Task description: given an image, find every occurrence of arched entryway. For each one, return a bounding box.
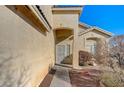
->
[85,37,100,55]
[54,28,74,67]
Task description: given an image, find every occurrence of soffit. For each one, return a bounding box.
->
[52,7,83,15]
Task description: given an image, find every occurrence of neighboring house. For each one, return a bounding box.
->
[78,23,112,54]
[0,5,112,87]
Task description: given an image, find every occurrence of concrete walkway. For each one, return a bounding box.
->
[50,65,72,87]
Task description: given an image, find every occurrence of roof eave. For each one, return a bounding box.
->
[78,22,91,29]
[79,27,113,37]
[92,27,113,37]
[52,7,83,15]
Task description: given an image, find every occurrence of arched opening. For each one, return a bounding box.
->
[85,37,100,55]
[54,28,73,67]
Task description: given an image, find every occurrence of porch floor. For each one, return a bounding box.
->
[50,65,72,87]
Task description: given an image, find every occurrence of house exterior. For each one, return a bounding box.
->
[78,23,112,54]
[0,5,112,87]
[56,22,112,66]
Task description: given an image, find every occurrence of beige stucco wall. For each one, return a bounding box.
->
[79,27,85,33]
[53,14,79,29]
[79,25,88,33]
[0,6,55,87]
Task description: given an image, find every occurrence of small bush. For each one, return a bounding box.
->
[79,51,93,66]
[61,54,72,65]
[100,69,124,87]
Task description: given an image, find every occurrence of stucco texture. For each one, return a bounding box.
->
[0,6,55,87]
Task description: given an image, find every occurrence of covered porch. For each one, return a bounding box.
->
[52,6,83,69]
[54,28,73,68]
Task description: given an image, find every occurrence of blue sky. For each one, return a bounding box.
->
[80,5,124,35]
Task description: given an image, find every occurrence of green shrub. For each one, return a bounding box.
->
[61,54,72,65]
[101,71,124,87]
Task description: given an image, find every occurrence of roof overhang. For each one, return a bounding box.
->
[92,27,113,37]
[52,6,83,15]
[79,26,113,37]
[6,5,51,32]
[79,22,91,29]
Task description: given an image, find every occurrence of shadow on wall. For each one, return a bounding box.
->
[0,53,31,87]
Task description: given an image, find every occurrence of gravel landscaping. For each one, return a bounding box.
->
[69,68,104,87]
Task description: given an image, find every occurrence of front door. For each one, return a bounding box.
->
[56,44,70,64]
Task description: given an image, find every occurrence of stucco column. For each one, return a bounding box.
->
[73,28,79,69]
[84,37,86,49]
